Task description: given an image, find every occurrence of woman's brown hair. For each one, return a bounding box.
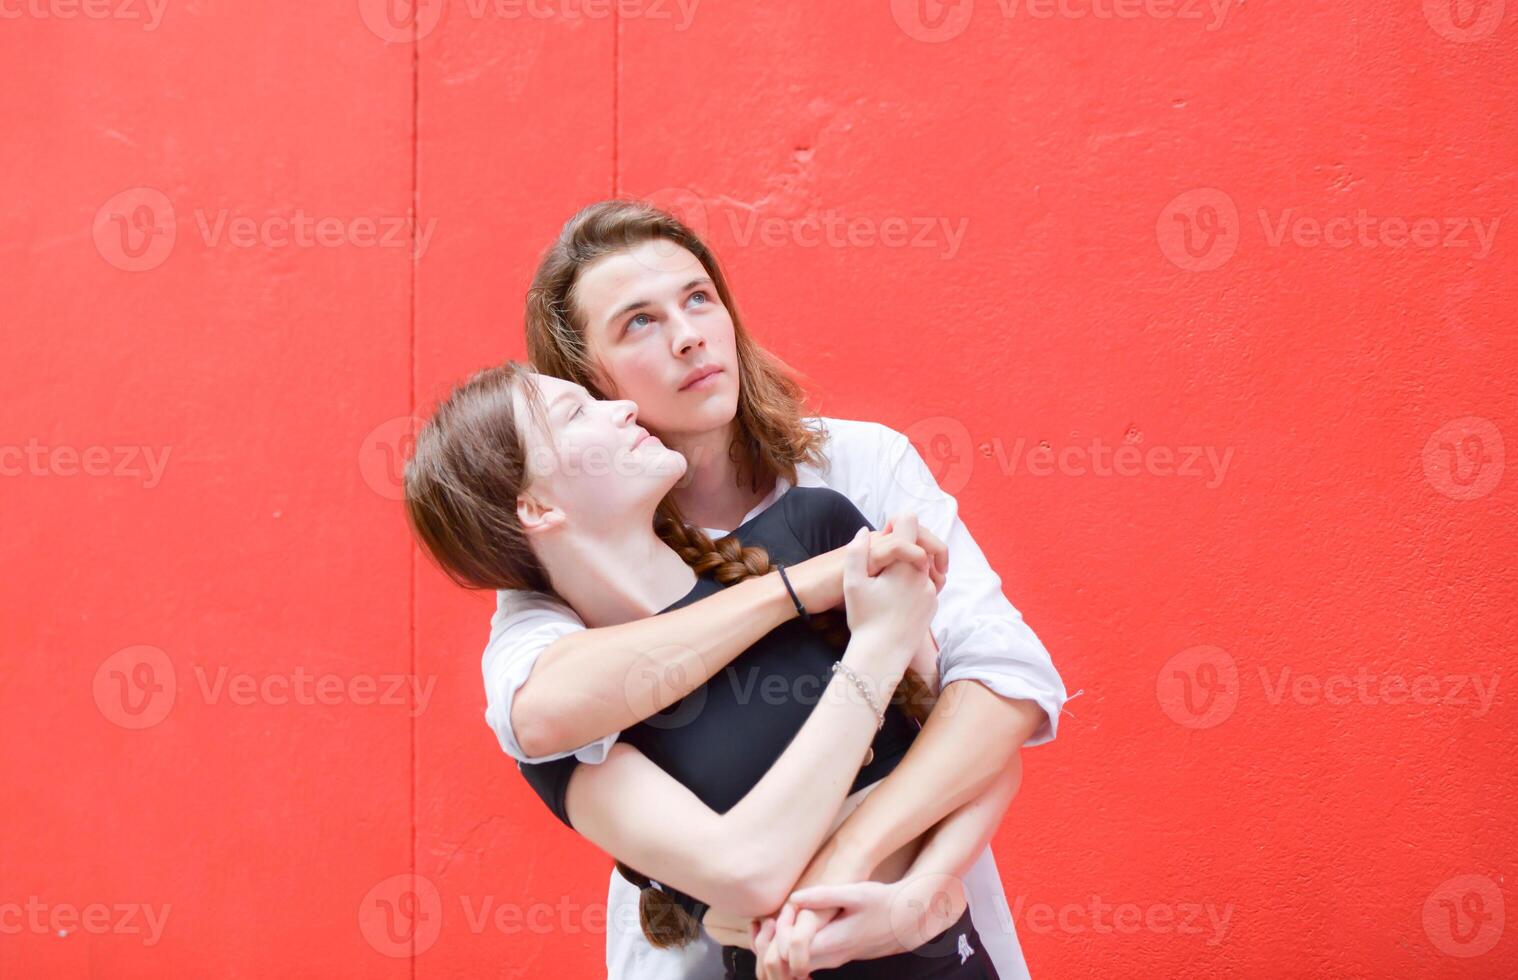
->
[403,360,937,949]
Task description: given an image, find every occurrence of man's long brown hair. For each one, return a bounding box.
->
[525,198,828,506]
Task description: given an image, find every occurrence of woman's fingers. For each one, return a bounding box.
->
[753,917,775,972]
[842,526,869,583]
[867,533,927,577]
[882,511,948,578]
[766,903,798,980]
[786,908,830,978]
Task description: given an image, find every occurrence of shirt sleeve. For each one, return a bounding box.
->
[515,756,579,828]
[483,589,623,765]
[867,423,1069,745]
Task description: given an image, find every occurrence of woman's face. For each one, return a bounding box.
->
[512,371,686,530]
[573,239,741,442]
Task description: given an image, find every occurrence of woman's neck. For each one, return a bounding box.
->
[536,519,698,629]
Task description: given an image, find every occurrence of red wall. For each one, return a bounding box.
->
[3,2,1514,977]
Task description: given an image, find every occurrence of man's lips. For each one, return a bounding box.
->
[679,367,722,391]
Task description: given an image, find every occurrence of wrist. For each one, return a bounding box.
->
[802,834,877,887]
[788,551,844,612]
[843,628,910,681]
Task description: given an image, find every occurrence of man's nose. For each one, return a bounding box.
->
[668,311,704,355]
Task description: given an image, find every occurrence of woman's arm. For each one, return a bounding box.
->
[512,530,944,759]
[562,619,914,918]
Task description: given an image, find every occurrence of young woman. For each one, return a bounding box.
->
[407,362,1014,978]
[476,201,1068,978]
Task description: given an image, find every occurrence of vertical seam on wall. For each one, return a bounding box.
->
[613,7,620,196]
[408,18,420,978]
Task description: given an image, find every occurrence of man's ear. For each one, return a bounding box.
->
[517,492,566,536]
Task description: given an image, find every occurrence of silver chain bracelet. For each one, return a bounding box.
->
[831,661,885,730]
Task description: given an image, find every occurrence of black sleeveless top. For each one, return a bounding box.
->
[516,486,923,920]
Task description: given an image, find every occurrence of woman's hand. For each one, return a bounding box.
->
[788,512,947,613]
[842,515,938,664]
[878,511,947,594]
[766,903,836,979]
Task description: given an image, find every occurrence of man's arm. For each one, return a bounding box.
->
[782,679,1043,888]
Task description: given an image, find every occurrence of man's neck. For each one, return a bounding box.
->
[663,422,774,533]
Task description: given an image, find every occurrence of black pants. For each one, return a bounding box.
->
[721,909,1001,979]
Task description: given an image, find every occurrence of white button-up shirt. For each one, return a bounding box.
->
[482,415,1068,978]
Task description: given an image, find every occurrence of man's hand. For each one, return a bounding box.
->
[748,831,877,978]
[788,871,968,972]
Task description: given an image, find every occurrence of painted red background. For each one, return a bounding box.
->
[2,1,1514,977]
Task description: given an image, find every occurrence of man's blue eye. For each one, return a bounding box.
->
[689,291,708,305]
[627,313,651,333]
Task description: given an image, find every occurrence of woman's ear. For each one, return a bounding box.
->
[516,492,566,536]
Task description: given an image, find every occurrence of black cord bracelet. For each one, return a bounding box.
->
[774,563,811,623]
